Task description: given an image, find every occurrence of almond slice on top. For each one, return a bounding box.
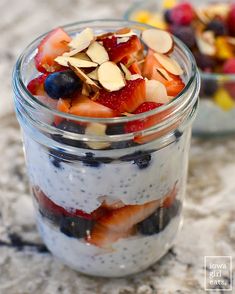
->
[195,31,216,56]
[68,63,100,92]
[87,68,99,81]
[154,52,183,76]
[145,79,170,104]
[86,41,109,64]
[55,56,97,68]
[98,61,126,91]
[142,29,174,54]
[120,63,132,80]
[68,28,94,52]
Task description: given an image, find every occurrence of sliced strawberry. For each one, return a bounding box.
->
[54,98,72,125]
[96,79,146,113]
[88,200,160,247]
[35,28,71,73]
[162,185,177,208]
[102,35,142,63]
[33,187,93,220]
[27,74,48,95]
[69,95,117,118]
[142,50,185,97]
[129,61,142,75]
[125,102,163,133]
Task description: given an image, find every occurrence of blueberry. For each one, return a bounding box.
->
[171,26,196,49]
[49,148,80,168]
[45,70,82,99]
[81,152,113,167]
[60,216,94,238]
[206,19,227,36]
[200,79,218,97]
[193,51,216,71]
[137,200,181,235]
[174,129,183,141]
[134,154,151,169]
[52,120,85,148]
[164,9,173,24]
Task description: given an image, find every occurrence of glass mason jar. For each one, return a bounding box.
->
[13,20,200,277]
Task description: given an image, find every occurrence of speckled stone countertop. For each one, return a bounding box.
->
[1,0,235,293]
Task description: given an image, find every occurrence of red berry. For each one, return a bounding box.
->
[27,74,49,95]
[102,35,142,63]
[227,4,235,36]
[222,58,235,74]
[134,102,162,114]
[125,102,162,133]
[171,2,195,25]
[96,79,146,113]
[35,28,71,73]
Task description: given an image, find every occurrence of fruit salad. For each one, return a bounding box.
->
[128,0,235,134]
[13,21,198,277]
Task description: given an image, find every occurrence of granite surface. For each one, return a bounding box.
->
[0,0,235,293]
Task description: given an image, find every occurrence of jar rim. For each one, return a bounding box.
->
[13,19,198,125]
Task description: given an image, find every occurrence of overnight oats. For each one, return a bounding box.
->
[126,0,235,135]
[13,20,199,277]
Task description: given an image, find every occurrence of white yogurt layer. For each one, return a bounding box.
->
[36,212,181,277]
[23,130,190,213]
[193,100,235,134]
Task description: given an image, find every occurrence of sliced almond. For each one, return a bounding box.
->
[196,31,216,56]
[55,56,97,68]
[87,68,99,81]
[86,41,109,65]
[154,52,183,76]
[205,3,230,19]
[156,67,173,81]
[65,52,91,61]
[195,8,210,24]
[145,79,169,104]
[68,28,94,52]
[129,74,143,80]
[120,63,132,80]
[68,63,100,92]
[98,61,126,91]
[82,83,91,96]
[117,37,130,44]
[142,29,173,54]
[85,123,110,149]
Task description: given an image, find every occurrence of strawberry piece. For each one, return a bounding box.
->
[171,2,195,26]
[27,74,48,95]
[143,50,185,96]
[162,185,177,208]
[227,4,235,36]
[129,61,142,75]
[54,98,72,125]
[102,35,142,63]
[222,58,235,74]
[97,79,146,113]
[88,199,160,247]
[35,28,71,73]
[69,95,117,118]
[33,187,93,220]
[125,102,162,133]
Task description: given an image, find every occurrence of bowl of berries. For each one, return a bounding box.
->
[125,0,235,136]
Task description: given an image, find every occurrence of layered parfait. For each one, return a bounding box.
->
[20,23,193,277]
[129,0,235,134]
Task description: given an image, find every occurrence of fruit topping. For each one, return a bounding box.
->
[97,61,126,91]
[35,28,71,73]
[44,70,82,99]
[69,95,116,118]
[222,58,235,74]
[227,4,235,36]
[206,19,227,36]
[102,35,142,63]
[171,26,196,49]
[170,2,195,26]
[97,79,146,113]
[142,29,173,54]
[66,28,94,56]
[27,74,48,96]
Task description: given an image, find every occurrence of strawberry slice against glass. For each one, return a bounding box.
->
[35,28,71,73]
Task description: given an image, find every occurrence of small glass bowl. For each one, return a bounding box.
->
[125,0,235,136]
